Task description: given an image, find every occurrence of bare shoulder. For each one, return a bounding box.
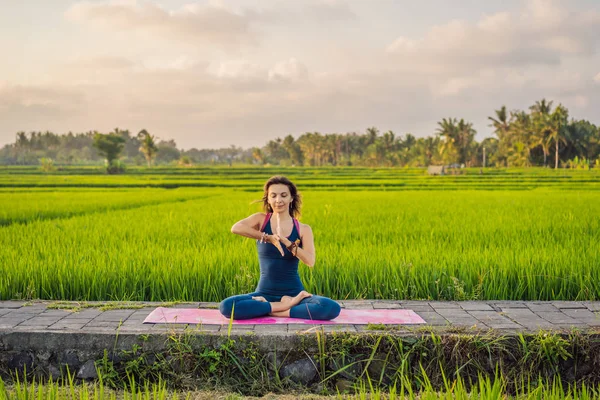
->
[299,223,313,236]
[251,212,267,223]
[240,212,267,229]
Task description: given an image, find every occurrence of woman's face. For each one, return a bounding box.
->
[267,183,293,213]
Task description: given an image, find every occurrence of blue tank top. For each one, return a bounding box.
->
[255,214,304,296]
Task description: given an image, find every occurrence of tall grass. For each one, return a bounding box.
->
[1,188,598,301]
[0,188,211,226]
[3,373,600,399]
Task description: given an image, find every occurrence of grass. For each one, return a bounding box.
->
[1,185,598,301]
[3,370,600,399]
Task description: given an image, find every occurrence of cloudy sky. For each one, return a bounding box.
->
[1,0,599,149]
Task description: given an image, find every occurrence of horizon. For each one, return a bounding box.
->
[1,0,599,149]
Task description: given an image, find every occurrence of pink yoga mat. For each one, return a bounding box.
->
[143,307,426,325]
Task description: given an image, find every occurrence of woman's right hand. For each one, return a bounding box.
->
[267,234,285,256]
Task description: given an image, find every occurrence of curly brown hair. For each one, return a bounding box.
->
[261,176,302,218]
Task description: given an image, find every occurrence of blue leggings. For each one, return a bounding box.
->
[219,292,341,321]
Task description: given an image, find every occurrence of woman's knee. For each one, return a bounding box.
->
[219,298,234,318]
[324,300,341,320]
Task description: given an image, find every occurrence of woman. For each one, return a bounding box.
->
[219,176,341,321]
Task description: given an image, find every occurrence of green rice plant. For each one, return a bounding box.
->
[1,187,599,301]
[0,188,212,226]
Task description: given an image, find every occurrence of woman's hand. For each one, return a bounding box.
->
[267,234,285,256]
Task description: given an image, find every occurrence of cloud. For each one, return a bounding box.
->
[386,0,600,71]
[0,84,84,110]
[268,58,309,83]
[385,0,600,98]
[68,56,134,70]
[306,0,357,21]
[65,0,261,48]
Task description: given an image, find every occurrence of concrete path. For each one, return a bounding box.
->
[1,300,600,335]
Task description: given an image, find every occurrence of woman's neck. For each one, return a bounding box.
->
[272,210,292,220]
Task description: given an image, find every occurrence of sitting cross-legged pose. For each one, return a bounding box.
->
[219,176,341,321]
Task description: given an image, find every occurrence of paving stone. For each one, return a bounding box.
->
[127,310,153,319]
[48,322,87,330]
[288,324,315,333]
[172,302,200,308]
[18,317,65,327]
[254,325,289,333]
[0,309,13,317]
[561,309,600,326]
[400,301,433,310]
[400,301,430,307]
[16,305,47,314]
[341,301,374,309]
[467,311,520,329]
[0,322,20,329]
[354,325,373,332]
[501,309,555,329]
[460,302,494,311]
[0,301,26,308]
[527,303,559,312]
[435,308,472,317]
[416,312,448,325]
[84,321,123,329]
[226,325,256,331]
[494,301,527,309]
[65,309,103,319]
[552,302,586,309]
[93,310,135,321]
[192,324,221,332]
[403,305,434,312]
[536,312,585,325]
[40,310,72,317]
[443,317,483,327]
[14,326,52,331]
[321,325,357,333]
[429,302,460,309]
[373,302,403,309]
[583,302,600,312]
[197,302,219,309]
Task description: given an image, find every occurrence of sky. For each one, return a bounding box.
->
[1,0,599,150]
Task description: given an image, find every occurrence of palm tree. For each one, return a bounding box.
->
[528,100,554,167]
[365,127,379,146]
[456,119,476,166]
[488,106,511,166]
[508,111,534,167]
[137,129,159,167]
[251,147,265,164]
[530,99,554,115]
[436,118,459,164]
[549,105,569,169]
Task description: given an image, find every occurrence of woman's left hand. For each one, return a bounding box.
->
[267,234,285,256]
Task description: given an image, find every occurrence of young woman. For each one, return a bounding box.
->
[219,176,341,321]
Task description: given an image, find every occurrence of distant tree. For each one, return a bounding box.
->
[436,118,459,164]
[137,129,159,167]
[282,135,303,166]
[252,147,265,165]
[92,132,126,173]
[549,105,569,169]
[156,139,181,164]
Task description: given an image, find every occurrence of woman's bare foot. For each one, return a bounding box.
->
[269,292,311,317]
[291,290,312,306]
[252,296,267,302]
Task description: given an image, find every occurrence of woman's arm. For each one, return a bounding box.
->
[232,212,286,256]
[231,213,265,240]
[281,224,315,268]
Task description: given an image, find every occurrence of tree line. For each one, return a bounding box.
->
[1,99,599,170]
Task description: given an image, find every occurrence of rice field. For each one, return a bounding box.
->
[1,167,599,302]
